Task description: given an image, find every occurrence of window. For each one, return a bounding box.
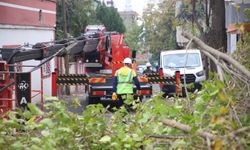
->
[163,53,201,68]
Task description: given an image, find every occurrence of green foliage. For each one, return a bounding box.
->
[234,32,250,71]
[124,23,143,51]
[56,1,126,39]
[0,80,250,149]
[244,8,250,19]
[56,0,98,38]
[96,3,126,33]
[142,1,177,61]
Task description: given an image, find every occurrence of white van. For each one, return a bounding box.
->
[160,49,206,95]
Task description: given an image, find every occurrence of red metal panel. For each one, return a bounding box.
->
[159,68,164,89]
[138,90,151,95]
[51,70,57,97]
[0,63,13,115]
[92,91,105,96]
[175,71,181,96]
[111,34,131,76]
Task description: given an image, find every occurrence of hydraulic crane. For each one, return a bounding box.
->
[0,25,180,115]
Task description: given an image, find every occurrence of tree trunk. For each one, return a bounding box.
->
[62,0,70,95]
[203,0,227,72]
[204,0,227,51]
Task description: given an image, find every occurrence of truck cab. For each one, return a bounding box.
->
[160,49,206,95]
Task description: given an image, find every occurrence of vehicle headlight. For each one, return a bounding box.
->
[196,71,205,77]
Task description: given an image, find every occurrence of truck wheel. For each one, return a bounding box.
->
[88,97,101,105]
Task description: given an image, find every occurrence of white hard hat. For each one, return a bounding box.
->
[123,57,132,64]
[146,62,151,67]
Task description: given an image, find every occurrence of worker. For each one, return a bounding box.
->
[112,57,141,107]
[143,62,155,74]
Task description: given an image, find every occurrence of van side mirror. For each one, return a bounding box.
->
[132,50,136,59]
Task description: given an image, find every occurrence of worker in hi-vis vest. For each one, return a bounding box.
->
[112,57,141,106]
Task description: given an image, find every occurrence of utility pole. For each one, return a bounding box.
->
[62,0,70,95]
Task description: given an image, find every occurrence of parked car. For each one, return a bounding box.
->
[160,49,206,96]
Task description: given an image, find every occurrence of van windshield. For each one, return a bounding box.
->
[163,53,201,68]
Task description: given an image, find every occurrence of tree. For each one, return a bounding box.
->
[56,0,98,39]
[124,23,143,51]
[96,3,126,33]
[178,0,227,51]
[56,1,125,37]
[142,1,177,62]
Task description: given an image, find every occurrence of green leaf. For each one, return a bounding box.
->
[45,96,59,101]
[191,126,198,134]
[28,103,44,115]
[11,141,24,149]
[58,127,71,133]
[40,118,54,128]
[71,97,81,108]
[26,116,36,125]
[23,110,32,119]
[41,130,50,137]
[209,89,219,97]
[99,135,111,143]
[31,137,41,143]
[0,138,4,144]
[124,144,131,148]
[132,134,142,141]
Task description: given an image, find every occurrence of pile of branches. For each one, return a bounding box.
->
[182,32,250,106]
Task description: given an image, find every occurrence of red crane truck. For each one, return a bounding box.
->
[0,25,153,114]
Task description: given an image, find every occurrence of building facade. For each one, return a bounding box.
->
[225,0,250,53]
[0,0,57,103]
[119,11,138,30]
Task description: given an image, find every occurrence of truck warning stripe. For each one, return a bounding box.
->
[147,76,175,84]
[56,78,88,81]
[58,74,87,77]
[56,82,88,85]
[89,78,106,83]
[144,73,160,76]
[138,77,148,82]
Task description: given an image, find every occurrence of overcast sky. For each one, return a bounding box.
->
[109,0,151,15]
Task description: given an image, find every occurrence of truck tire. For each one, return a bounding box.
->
[87,97,101,105]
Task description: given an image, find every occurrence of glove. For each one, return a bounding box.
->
[112,92,118,100]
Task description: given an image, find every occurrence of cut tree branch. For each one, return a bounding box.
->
[182,32,250,79]
[202,51,224,81]
[162,119,216,140]
[226,126,250,138]
[148,134,188,139]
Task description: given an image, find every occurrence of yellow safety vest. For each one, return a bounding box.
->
[116,67,134,94]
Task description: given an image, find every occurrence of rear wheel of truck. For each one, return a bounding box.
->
[87,96,101,105]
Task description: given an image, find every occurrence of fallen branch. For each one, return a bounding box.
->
[162,119,216,140]
[226,126,250,138]
[202,51,224,81]
[148,134,188,139]
[220,61,249,86]
[182,32,250,80]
